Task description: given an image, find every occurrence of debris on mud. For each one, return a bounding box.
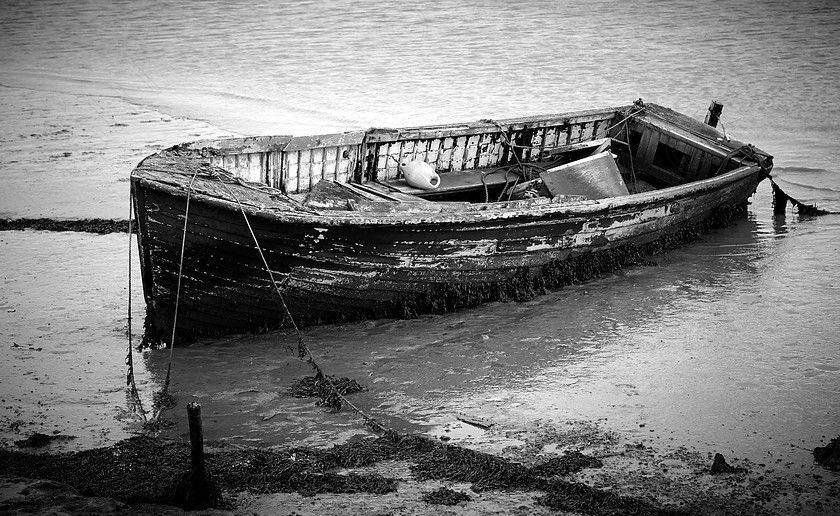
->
[14,433,71,448]
[530,450,604,476]
[709,453,746,475]
[536,481,687,515]
[813,435,840,471]
[288,373,367,410]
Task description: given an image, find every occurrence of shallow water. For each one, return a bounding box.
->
[1,0,840,513]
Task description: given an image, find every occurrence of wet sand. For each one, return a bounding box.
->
[0,85,235,220]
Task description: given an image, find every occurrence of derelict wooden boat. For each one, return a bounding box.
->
[131,100,773,342]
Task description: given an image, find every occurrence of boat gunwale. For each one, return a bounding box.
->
[132,162,763,227]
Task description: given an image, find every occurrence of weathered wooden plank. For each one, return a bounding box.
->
[593,118,612,139]
[489,133,505,167]
[439,137,454,171]
[476,133,492,168]
[222,155,234,174]
[686,148,704,182]
[426,139,441,169]
[180,135,292,155]
[639,128,661,171]
[557,125,572,146]
[648,165,686,187]
[336,146,354,183]
[321,146,337,181]
[401,140,417,165]
[285,131,365,152]
[269,151,283,188]
[463,134,479,170]
[298,150,311,193]
[362,109,621,143]
[450,136,466,171]
[543,127,559,157]
[251,153,264,183]
[416,140,430,165]
[374,142,391,181]
[580,121,596,142]
[387,142,401,180]
[568,123,583,144]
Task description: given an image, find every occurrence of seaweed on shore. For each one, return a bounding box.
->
[422,486,471,505]
[0,217,132,234]
[0,433,688,514]
[288,373,367,410]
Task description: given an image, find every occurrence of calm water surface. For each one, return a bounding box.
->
[1,0,839,512]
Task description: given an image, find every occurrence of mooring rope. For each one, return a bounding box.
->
[604,101,646,135]
[125,194,147,422]
[215,176,390,434]
[147,169,201,421]
[623,120,638,191]
[716,144,837,216]
[769,179,838,215]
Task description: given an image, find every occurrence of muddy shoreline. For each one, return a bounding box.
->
[3,416,838,516]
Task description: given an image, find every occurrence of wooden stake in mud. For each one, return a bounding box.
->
[171,402,221,509]
[187,402,205,479]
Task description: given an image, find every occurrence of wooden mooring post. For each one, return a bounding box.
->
[171,402,221,509]
[187,402,206,480]
[705,100,724,128]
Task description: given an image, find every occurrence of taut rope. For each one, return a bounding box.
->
[126,194,147,422]
[215,176,390,434]
[150,169,200,421]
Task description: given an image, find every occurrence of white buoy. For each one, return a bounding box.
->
[399,160,440,190]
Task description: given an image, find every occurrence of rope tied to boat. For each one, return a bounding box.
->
[719,144,837,216]
[215,176,390,434]
[126,169,199,424]
[125,193,146,423]
[770,180,837,215]
[604,99,646,134]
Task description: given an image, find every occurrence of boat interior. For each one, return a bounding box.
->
[176,102,767,212]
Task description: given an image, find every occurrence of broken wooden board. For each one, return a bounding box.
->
[541,151,629,200]
[456,413,494,429]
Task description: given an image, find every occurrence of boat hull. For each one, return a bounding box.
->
[132,163,764,342]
